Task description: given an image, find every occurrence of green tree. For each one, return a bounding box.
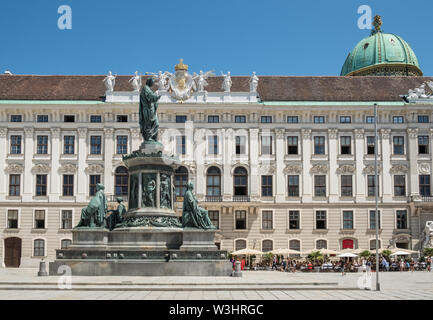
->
[360,250,371,259]
[381,249,392,260]
[308,250,324,263]
[424,248,433,257]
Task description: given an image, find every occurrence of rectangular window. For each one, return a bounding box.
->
[90,136,102,154]
[314,136,325,154]
[419,175,431,196]
[369,210,381,229]
[64,115,75,122]
[287,116,299,123]
[208,115,219,123]
[393,136,405,155]
[235,210,247,230]
[175,115,187,123]
[90,115,102,123]
[418,135,429,154]
[10,115,22,122]
[116,115,128,122]
[367,136,375,155]
[37,115,48,122]
[116,135,128,154]
[63,136,75,154]
[339,116,351,123]
[341,175,353,197]
[63,175,74,196]
[37,135,48,154]
[288,175,299,197]
[208,135,218,155]
[35,174,47,196]
[366,116,375,123]
[176,136,186,155]
[316,211,327,229]
[235,136,246,155]
[288,210,300,229]
[340,136,351,154]
[343,211,354,229]
[287,136,298,154]
[396,210,408,229]
[262,210,273,230]
[394,175,406,196]
[235,115,246,123]
[61,210,73,229]
[10,135,22,154]
[89,175,101,196]
[367,175,379,197]
[261,116,272,123]
[34,210,45,229]
[208,211,219,229]
[261,136,272,154]
[418,115,429,123]
[9,174,20,196]
[313,116,325,123]
[393,116,404,124]
[314,175,326,197]
[7,210,18,229]
[261,175,273,197]
[34,240,45,257]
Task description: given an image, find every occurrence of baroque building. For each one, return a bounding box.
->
[1,18,433,267]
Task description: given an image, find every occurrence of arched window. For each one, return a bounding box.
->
[233,167,248,196]
[289,239,301,252]
[262,240,273,252]
[235,239,247,251]
[369,239,381,250]
[206,167,221,196]
[114,166,128,196]
[61,239,72,249]
[316,239,327,250]
[34,239,45,257]
[174,166,188,198]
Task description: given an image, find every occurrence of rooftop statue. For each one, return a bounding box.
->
[139,78,161,142]
[103,71,116,92]
[193,70,214,92]
[249,72,259,93]
[129,71,142,92]
[182,182,216,230]
[221,71,232,92]
[76,183,108,228]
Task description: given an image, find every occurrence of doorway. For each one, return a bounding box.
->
[4,237,21,267]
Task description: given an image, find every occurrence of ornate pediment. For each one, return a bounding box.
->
[31,163,51,174]
[390,164,409,174]
[419,163,431,175]
[85,164,104,174]
[310,164,328,174]
[283,164,302,174]
[5,163,24,174]
[59,163,77,174]
[363,164,382,175]
[336,164,355,174]
[259,165,276,175]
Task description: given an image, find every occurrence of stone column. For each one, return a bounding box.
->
[77,128,87,202]
[381,129,392,202]
[0,128,7,200]
[194,129,206,200]
[104,128,114,196]
[185,121,194,162]
[328,129,338,202]
[22,127,34,202]
[407,128,420,199]
[301,129,312,202]
[275,129,286,202]
[50,128,61,202]
[249,128,259,200]
[130,128,141,151]
[354,129,365,202]
[223,129,233,201]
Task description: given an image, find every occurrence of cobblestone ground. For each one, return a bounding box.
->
[0,268,432,300]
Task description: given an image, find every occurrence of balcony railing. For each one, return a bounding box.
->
[233,195,250,202]
[422,196,433,202]
[205,195,222,202]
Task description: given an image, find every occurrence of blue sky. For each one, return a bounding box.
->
[0,0,431,76]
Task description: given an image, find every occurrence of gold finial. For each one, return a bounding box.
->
[175,58,188,71]
[373,15,382,33]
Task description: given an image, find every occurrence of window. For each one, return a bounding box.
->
[234,167,248,196]
[89,174,101,196]
[393,116,404,124]
[37,115,48,122]
[370,239,381,250]
[313,116,325,123]
[64,115,75,122]
[261,175,273,197]
[287,136,298,154]
[369,210,381,229]
[394,175,406,196]
[175,115,187,123]
[340,136,351,154]
[208,115,219,123]
[10,115,22,122]
[9,174,20,196]
[261,116,272,123]
[418,136,429,154]
[235,115,246,123]
[235,210,247,229]
[235,136,246,155]
[36,135,48,154]
[289,239,301,252]
[288,175,299,197]
[61,239,72,249]
[341,175,353,197]
[314,136,325,154]
[396,210,408,229]
[34,210,45,229]
[206,167,221,196]
[367,175,379,197]
[116,115,128,122]
[343,211,354,229]
[114,166,128,196]
[262,239,273,252]
[174,166,188,197]
[367,136,375,155]
[393,136,404,155]
[7,210,18,229]
[208,211,219,229]
[316,239,327,249]
[61,210,73,229]
[33,239,45,257]
[208,135,218,155]
[262,211,273,230]
[10,135,22,154]
[289,210,300,229]
[418,115,429,123]
[340,116,351,123]
[63,175,74,196]
[116,135,128,154]
[316,211,327,229]
[90,136,102,154]
[261,136,272,154]
[63,136,75,154]
[36,175,47,196]
[314,175,326,197]
[419,175,431,196]
[176,136,186,155]
[287,116,299,123]
[90,115,102,123]
[366,116,375,123]
[235,239,247,251]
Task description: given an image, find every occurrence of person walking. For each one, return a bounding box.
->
[427,257,432,272]
[340,259,345,276]
[410,259,415,272]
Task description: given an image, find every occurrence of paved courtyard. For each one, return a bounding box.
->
[0,268,432,300]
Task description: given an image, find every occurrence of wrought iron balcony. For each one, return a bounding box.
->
[233,195,250,202]
[205,195,222,202]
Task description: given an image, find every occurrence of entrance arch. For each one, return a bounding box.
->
[4,237,22,267]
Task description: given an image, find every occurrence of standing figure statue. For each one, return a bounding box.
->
[160,174,172,209]
[103,71,116,92]
[249,72,259,93]
[193,70,214,92]
[156,71,169,90]
[142,179,156,207]
[106,197,126,231]
[76,183,108,228]
[129,71,142,92]
[139,78,161,142]
[182,182,216,229]
[221,71,232,92]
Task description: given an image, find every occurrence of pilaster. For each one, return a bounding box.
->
[381,129,392,202]
[249,128,259,199]
[22,127,34,201]
[354,129,365,202]
[275,129,286,201]
[104,128,114,196]
[328,129,338,202]
[301,129,312,202]
[0,128,7,200]
[77,128,87,202]
[407,128,419,198]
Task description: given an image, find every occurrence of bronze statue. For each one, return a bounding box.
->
[182,182,215,229]
[139,78,161,142]
[106,197,126,231]
[76,183,108,228]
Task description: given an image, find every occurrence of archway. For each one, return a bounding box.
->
[4,237,21,267]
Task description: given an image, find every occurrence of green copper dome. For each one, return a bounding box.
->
[341,17,422,76]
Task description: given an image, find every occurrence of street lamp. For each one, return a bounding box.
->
[374,103,381,291]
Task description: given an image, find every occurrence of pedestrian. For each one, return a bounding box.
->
[428,257,432,272]
[366,259,371,275]
[410,259,415,272]
[340,259,345,276]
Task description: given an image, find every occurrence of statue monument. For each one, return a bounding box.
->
[182,182,215,229]
[76,183,107,228]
